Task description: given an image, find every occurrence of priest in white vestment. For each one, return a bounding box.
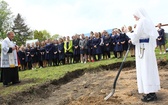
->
[128,8,160,102]
[1,31,20,87]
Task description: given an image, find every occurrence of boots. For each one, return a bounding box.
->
[141,93,157,102]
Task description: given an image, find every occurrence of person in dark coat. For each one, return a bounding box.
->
[87,31,94,62]
[120,26,129,57]
[35,41,42,68]
[101,30,109,59]
[49,40,55,66]
[25,43,32,70]
[103,33,111,59]
[77,35,81,62]
[92,32,101,61]
[73,35,80,63]
[115,29,123,58]
[30,43,37,70]
[87,35,94,62]
[40,41,46,68]
[53,40,59,66]
[18,45,26,70]
[157,23,166,54]
[111,29,117,58]
[45,39,53,66]
[99,32,104,60]
[58,38,65,65]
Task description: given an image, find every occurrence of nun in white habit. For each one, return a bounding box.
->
[129,8,160,102]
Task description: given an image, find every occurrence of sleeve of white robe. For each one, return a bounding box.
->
[2,38,10,55]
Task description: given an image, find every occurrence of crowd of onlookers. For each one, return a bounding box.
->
[16,23,166,70]
[16,26,133,70]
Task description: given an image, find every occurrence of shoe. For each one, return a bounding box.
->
[141,93,157,102]
[159,52,162,54]
[84,61,86,64]
[163,52,166,54]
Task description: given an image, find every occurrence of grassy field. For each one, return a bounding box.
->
[0,46,167,97]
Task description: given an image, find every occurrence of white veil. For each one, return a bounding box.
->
[133,8,159,49]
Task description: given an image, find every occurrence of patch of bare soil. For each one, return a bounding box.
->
[1,61,168,105]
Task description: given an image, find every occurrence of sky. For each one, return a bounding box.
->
[5,0,168,36]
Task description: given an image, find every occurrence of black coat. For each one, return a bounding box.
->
[58,43,65,60]
[53,44,59,59]
[18,50,25,65]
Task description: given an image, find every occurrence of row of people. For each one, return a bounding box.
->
[17,26,135,70]
[17,23,166,71]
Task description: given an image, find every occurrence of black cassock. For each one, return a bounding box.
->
[0,68,2,82]
[1,48,20,86]
[1,67,19,85]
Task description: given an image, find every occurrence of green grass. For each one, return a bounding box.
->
[0,58,121,96]
[0,45,167,97]
[155,47,168,60]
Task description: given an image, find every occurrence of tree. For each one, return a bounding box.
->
[42,30,51,39]
[0,0,13,39]
[51,34,60,40]
[34,30,51,42]
[12,13,33,46]
[34,30,44,42]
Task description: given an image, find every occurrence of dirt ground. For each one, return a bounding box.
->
[17,62,168,105]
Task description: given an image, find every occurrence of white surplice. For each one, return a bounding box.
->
[1,37,18,68]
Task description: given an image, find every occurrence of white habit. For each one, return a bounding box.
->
[129,8,160,94]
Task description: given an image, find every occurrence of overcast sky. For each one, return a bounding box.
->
[5,0,168,36]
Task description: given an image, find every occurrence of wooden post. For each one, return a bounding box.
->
[155,24,168,27]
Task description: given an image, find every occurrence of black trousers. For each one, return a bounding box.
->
[2,67,19,85]
[47,60,52,66]
[103,51,111,58]
[26,61,32,70]
[73,54,80,63]
[113,51,117,58]
[0,69,3,82]
[39,60,43,67]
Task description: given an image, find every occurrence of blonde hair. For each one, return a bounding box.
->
[128,26,133,32]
